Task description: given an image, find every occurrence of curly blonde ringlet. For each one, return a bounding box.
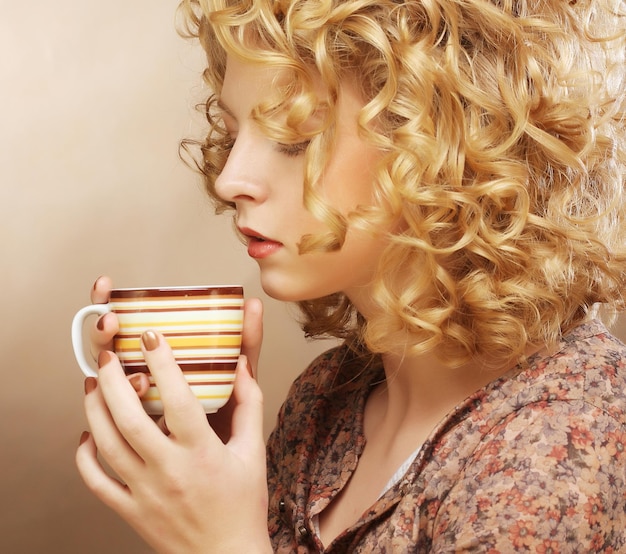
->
[178,0,626,368]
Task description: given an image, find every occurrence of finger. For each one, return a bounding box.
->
[89,276,118,356]
[76,431,135,517]
[89,311,119,358]
[228,356,265,457]
[94,352,168,462]
[90,275,113,304]
[140,331,210,443]
[241,298,263,379]
[83,375,144,480]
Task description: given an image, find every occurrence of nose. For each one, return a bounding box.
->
[214,135,269,205]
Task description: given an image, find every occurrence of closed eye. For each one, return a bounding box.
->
[275,141,311,157]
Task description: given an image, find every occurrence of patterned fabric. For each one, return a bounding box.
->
[266,320,626,552]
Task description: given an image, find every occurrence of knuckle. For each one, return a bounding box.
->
[116,413,146,441]
[115,406,152,442]
[83,472,108,497]
[163,389,193,414]
[94,437,120,464]
[250,382,264,406]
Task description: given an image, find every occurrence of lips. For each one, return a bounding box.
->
[238,227,283,259]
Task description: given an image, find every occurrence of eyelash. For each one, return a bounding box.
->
[275,141,311,157]
[221,131,310,158]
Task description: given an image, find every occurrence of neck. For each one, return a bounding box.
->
[348,293,534,442]
[385,351,493,416]
[363,349,522,449]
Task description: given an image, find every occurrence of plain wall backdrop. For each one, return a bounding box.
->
[1,2,624,553]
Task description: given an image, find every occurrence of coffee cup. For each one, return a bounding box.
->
[71,285,244,414]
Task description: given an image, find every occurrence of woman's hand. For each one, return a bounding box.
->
[76,277,271,553]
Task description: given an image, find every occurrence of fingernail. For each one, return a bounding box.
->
[246,358,254,377]
[79,431,90,445]
[93,276,104,291]
[141,331,159,351]
[240,355,253,377]
[84,377,97,394]
[128,373,143,391]
[96,315,105,331]
[156,416,170,436]
[98,350,112,368]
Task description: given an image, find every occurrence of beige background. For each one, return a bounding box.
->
[1,2,624,553]
[0,2,333,552]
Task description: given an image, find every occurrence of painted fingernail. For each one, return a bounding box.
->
[79,431,90,445]
[84,377,97,394]
[141,331,159,351]
[96,315,105,331]
[98,350,112,368]
[93,276,104,291]
[128,373,143,391]
[156,416,170,436]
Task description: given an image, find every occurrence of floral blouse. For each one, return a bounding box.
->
[266,320,626,552]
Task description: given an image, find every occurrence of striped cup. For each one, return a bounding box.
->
[71,285,244,414]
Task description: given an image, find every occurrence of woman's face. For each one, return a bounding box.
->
[214,55,389,309]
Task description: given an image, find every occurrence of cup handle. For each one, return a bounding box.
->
[71,304,111,378]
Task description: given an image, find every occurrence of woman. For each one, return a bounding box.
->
[77,0,626,551]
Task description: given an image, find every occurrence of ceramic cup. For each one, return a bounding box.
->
[71,285,244,414]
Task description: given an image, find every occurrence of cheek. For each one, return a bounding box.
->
[322,144,380,212]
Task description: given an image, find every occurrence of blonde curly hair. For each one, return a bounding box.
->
[178,0,626,367]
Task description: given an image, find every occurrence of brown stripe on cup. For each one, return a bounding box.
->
[110,286,243,299]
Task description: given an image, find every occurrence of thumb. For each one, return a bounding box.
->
[242,298,263,379]
[228,355,265,455]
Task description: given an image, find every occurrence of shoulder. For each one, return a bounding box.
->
[429,321,626,550]
[457,320,626,437]
[520,320,626,425]
[433,397,626,550]
[463,320,626,486]
[574,321,626,425]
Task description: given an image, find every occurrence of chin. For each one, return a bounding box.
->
[259,277,325,304]
[261,284,303,303]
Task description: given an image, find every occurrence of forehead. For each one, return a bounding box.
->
[221,55,290,100]
[220,53,333,106]
[219,52,367,138]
